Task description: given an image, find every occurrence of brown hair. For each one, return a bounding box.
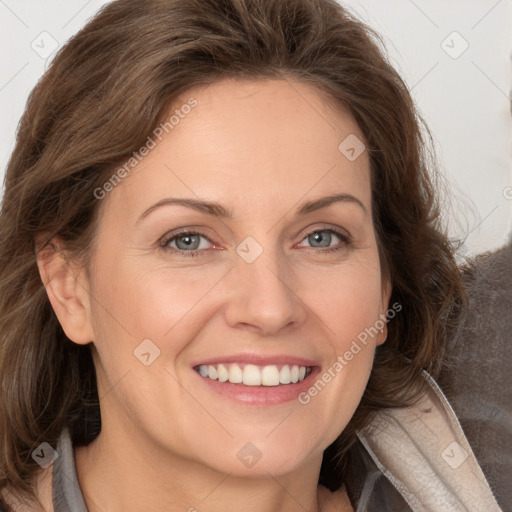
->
[0,0,465,507]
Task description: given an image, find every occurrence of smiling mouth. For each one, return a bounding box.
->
[193,363,313,386]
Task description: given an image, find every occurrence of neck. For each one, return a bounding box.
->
[74,419,331,512]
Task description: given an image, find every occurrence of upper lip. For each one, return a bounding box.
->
[192,353,319,368]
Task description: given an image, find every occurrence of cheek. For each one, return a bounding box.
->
[294,256,384,427]
[300,256,385,343]
[91,259,225,345]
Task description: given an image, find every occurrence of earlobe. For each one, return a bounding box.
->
[36,237,94,345]
[376,324,388,346]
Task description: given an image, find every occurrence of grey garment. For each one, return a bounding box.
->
[437,239,512,512]
[339,440,414,511]
[52,426,88,512]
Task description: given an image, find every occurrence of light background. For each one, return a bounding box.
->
[1,0,511,257]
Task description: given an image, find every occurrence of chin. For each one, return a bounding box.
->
[188,431,323,478]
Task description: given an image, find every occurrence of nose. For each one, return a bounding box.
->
[223,248,307,336]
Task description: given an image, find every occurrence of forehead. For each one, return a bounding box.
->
[100,78,371,223]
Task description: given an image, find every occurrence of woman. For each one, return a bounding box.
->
[0,0,503,510]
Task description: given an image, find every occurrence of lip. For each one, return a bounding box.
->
[191,355,322,406]
[191,352,320,368]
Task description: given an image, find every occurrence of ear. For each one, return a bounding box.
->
[376,277,393,346]
[36,236,94,345]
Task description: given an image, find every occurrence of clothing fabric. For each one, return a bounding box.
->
[353,371,502,511]
[47,370,502,512]
[436,241,512,510]
[52,426,88,512]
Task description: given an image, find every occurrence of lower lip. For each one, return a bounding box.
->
[192,367,321,406]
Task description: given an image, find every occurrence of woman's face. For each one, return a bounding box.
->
[73,78,391,477]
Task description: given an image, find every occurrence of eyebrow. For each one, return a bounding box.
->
[136,192,367,224]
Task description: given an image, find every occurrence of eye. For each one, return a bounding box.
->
[159,227,351,258]
[297,228,351,253]
[159,230,216,257]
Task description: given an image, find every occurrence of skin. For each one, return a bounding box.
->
[37,77,391,512]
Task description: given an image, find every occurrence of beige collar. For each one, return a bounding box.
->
[357,371,503,511]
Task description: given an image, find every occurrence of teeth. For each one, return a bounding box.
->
[228,364,243,383]
[243,364,261,386]
[196,363,310,386]
[217,364,229,382]
[208,365,217,380]
[279,365,291,384]
[261,365,280,386]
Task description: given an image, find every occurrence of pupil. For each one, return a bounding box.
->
[177,234,199,250]
[311,231,330,247]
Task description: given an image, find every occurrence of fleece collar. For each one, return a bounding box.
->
[357,370,502,511]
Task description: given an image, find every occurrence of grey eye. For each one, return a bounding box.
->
[307,231,333,248]
[173,233,203,250]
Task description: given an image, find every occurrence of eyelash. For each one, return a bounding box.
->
[159,228,352,258]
